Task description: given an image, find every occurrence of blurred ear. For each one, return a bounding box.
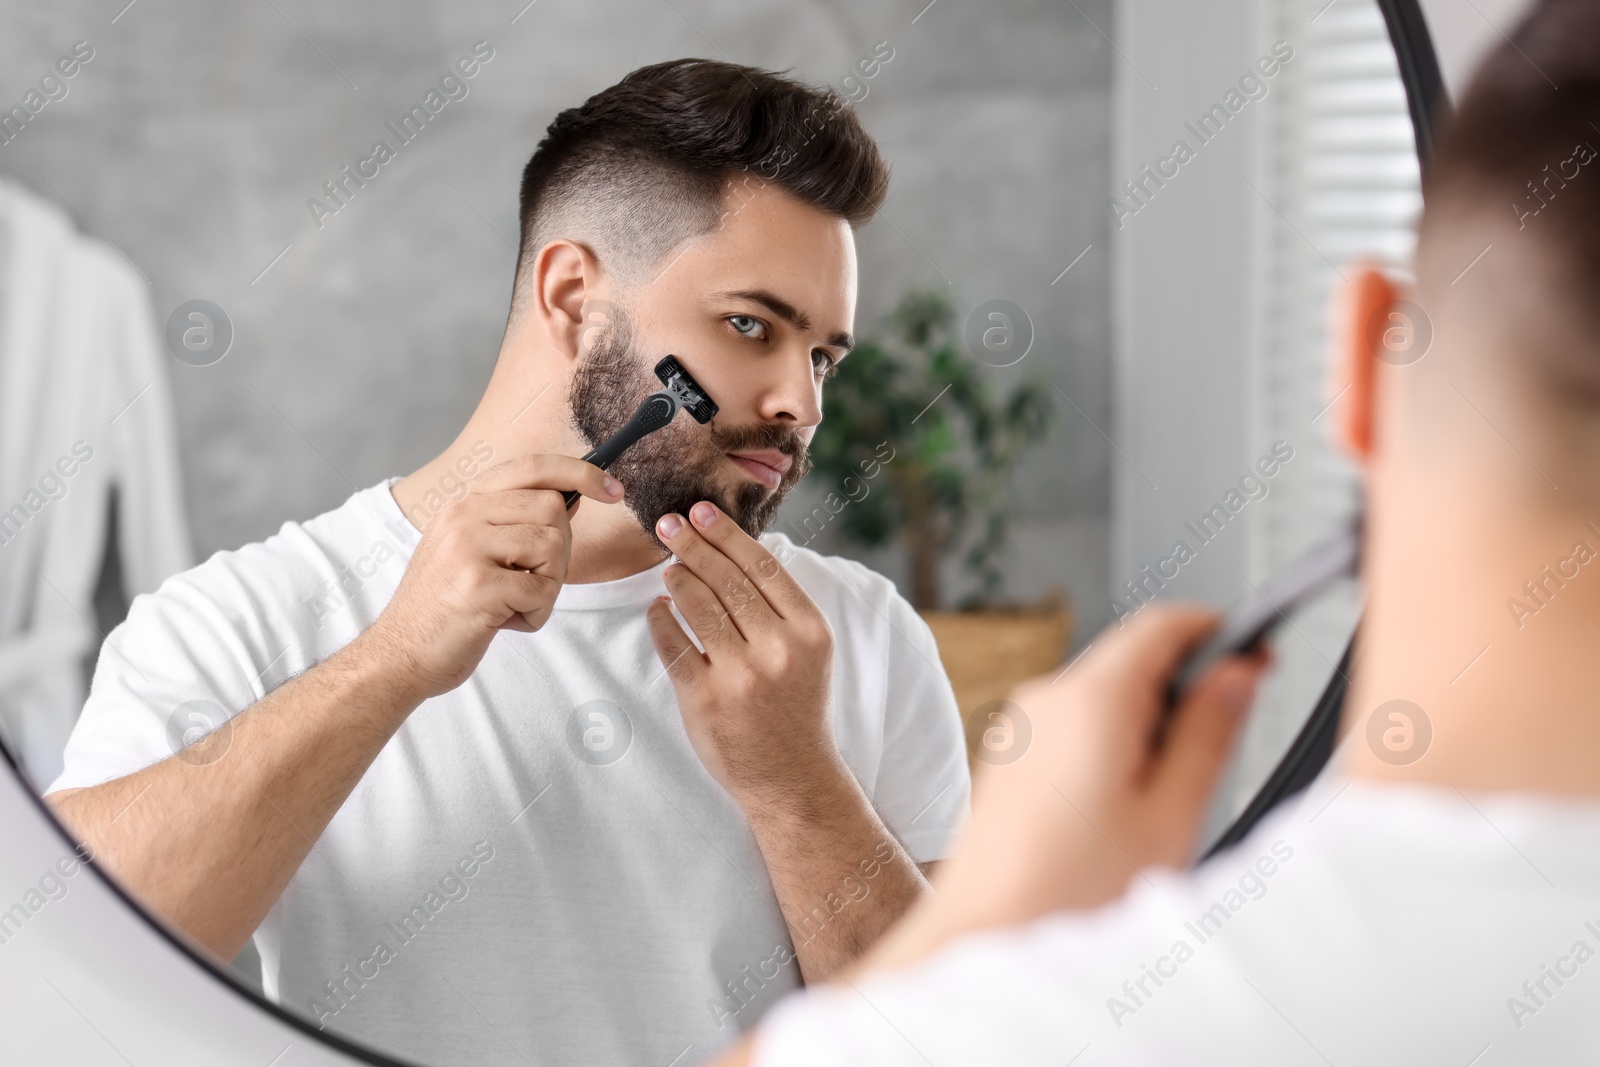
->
[1328,266,1401,466]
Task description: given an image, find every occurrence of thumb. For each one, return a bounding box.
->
[1149,657,1261,816]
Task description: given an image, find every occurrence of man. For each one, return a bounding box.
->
[718,2,1600,1062]
[43,59,969,1066]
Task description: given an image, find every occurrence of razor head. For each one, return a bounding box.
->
[654,355,719,424]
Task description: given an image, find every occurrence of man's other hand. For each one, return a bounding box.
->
[366,454,623,701]
[645,500,840,809]
[980,605,1267,909]
[864,604,1267,971]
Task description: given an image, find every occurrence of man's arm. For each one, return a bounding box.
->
[703,605,1266,1066]
[48,634,423,961]
[857,606,1264,974]
[46,455,622,961]
[645,500,934,981]
[736,759,930,982]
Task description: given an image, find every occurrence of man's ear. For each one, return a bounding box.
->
[522,237,608,364]
[1328,265,1401,466]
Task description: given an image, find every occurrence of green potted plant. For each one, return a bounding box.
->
[807,290,1068,755]
[809,288,1056,609]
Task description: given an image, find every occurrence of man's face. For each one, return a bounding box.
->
[569,181,858,548]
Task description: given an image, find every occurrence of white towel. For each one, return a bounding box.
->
[0,176,193,788]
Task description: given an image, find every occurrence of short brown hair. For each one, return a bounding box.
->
[511,58,890,311]
[1419,0,1600,396]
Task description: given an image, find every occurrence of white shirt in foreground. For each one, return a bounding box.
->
[50,478,971,1067]
[753,773,1600,1065]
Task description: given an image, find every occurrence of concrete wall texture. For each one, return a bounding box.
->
[0,0,1113,632]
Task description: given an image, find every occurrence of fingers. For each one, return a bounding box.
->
[1091,604,1221,686]
[694,502,814,620]
[469,453,625,503]
[440,563,561,632]
[475,489,578,528]
[645,595,709,685]
[646,502,777,633]
[477,524,569,580]
[1149,655,1264,822]
[1002,605,1226,776]
[662,559,745,651]
[652,502,806,617]
[501,568,563,631]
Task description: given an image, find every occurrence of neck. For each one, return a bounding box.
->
[1343,459,1600,797]
[388,331,669,584]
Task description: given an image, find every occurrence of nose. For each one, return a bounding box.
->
[753,346,824,429]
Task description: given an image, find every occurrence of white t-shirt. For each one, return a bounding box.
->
[49,478,971,1067]
[751,771,1600,1065]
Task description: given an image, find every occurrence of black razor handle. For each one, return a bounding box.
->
[562,393,677,508]
[1163,521,1360,710]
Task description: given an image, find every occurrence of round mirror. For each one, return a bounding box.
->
[1107,0,1438,850]
[0,1,1447,1063]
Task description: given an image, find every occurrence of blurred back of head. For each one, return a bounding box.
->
[1416,0,1600,453]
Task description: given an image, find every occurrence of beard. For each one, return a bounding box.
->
[568,307,812,550]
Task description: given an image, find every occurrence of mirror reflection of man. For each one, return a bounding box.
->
[45,58,970,1066]
[712,2,1600,1061]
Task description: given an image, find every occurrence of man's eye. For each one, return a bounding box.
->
[813,350,840,379]
[728,314,766,340]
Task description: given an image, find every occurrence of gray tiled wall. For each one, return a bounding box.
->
[0,0,1113,633]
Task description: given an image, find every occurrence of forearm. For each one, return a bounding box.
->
[839,822,1045,978]
[841,883,982,980]
[741,759,929,983]
[841,787,1115,979]
[46,630,422,960]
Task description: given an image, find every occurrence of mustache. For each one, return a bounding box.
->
[705,419,808,460]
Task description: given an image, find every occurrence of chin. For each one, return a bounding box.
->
[620,447,797,550]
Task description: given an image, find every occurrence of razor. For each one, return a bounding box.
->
[1164,516,1362,709]
[562,355,719,509]
[1136,516,1361,760]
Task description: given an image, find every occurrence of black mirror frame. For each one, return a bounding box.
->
[1,1,1452,1056]
[1202,0,1448,860]
[0,737,422,1066]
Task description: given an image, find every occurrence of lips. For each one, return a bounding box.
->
[726,449,793,490]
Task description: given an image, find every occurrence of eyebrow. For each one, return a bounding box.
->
[710,287,855,354]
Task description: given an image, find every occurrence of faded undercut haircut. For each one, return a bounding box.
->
[508,57,891,318]
[1418,0,1600,399]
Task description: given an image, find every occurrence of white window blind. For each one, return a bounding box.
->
[1223,0,1423,815]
